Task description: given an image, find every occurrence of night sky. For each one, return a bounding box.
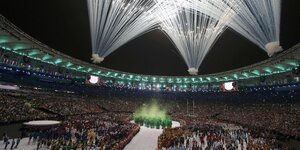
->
[0,0,299,76]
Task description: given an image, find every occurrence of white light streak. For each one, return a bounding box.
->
[87,0,159,63]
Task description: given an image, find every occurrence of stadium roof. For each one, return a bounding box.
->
[0,14,299,85]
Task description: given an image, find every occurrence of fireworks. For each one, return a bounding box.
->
[88,0,282,74]
[153,0,234,75]
[87,0,158,63]
[190,0,283,56]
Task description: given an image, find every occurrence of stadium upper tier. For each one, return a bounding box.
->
[0,14,299,85]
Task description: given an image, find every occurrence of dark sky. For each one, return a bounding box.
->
[0,0,299,76]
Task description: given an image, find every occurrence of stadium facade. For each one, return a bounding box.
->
[0,14,299,92]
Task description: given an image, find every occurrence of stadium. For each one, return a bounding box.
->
[0,0,300,149]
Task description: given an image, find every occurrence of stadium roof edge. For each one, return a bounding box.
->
[0,14,299,84]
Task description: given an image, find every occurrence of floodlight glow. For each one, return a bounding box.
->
[89,75,99,84]
[224,82,234,91]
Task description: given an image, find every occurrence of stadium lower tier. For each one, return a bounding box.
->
[0,84,299,138]
[0,64,300,149]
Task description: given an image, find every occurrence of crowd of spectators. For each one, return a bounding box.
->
[2,113,138,150]
[158,122,287,150]
[25,114,138,150]
[0,89,104,120]
[0,90,51,124]
[0,87,299,139]
[169,100,300,139]
[33,95,104,116]
[0,82,299,149]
